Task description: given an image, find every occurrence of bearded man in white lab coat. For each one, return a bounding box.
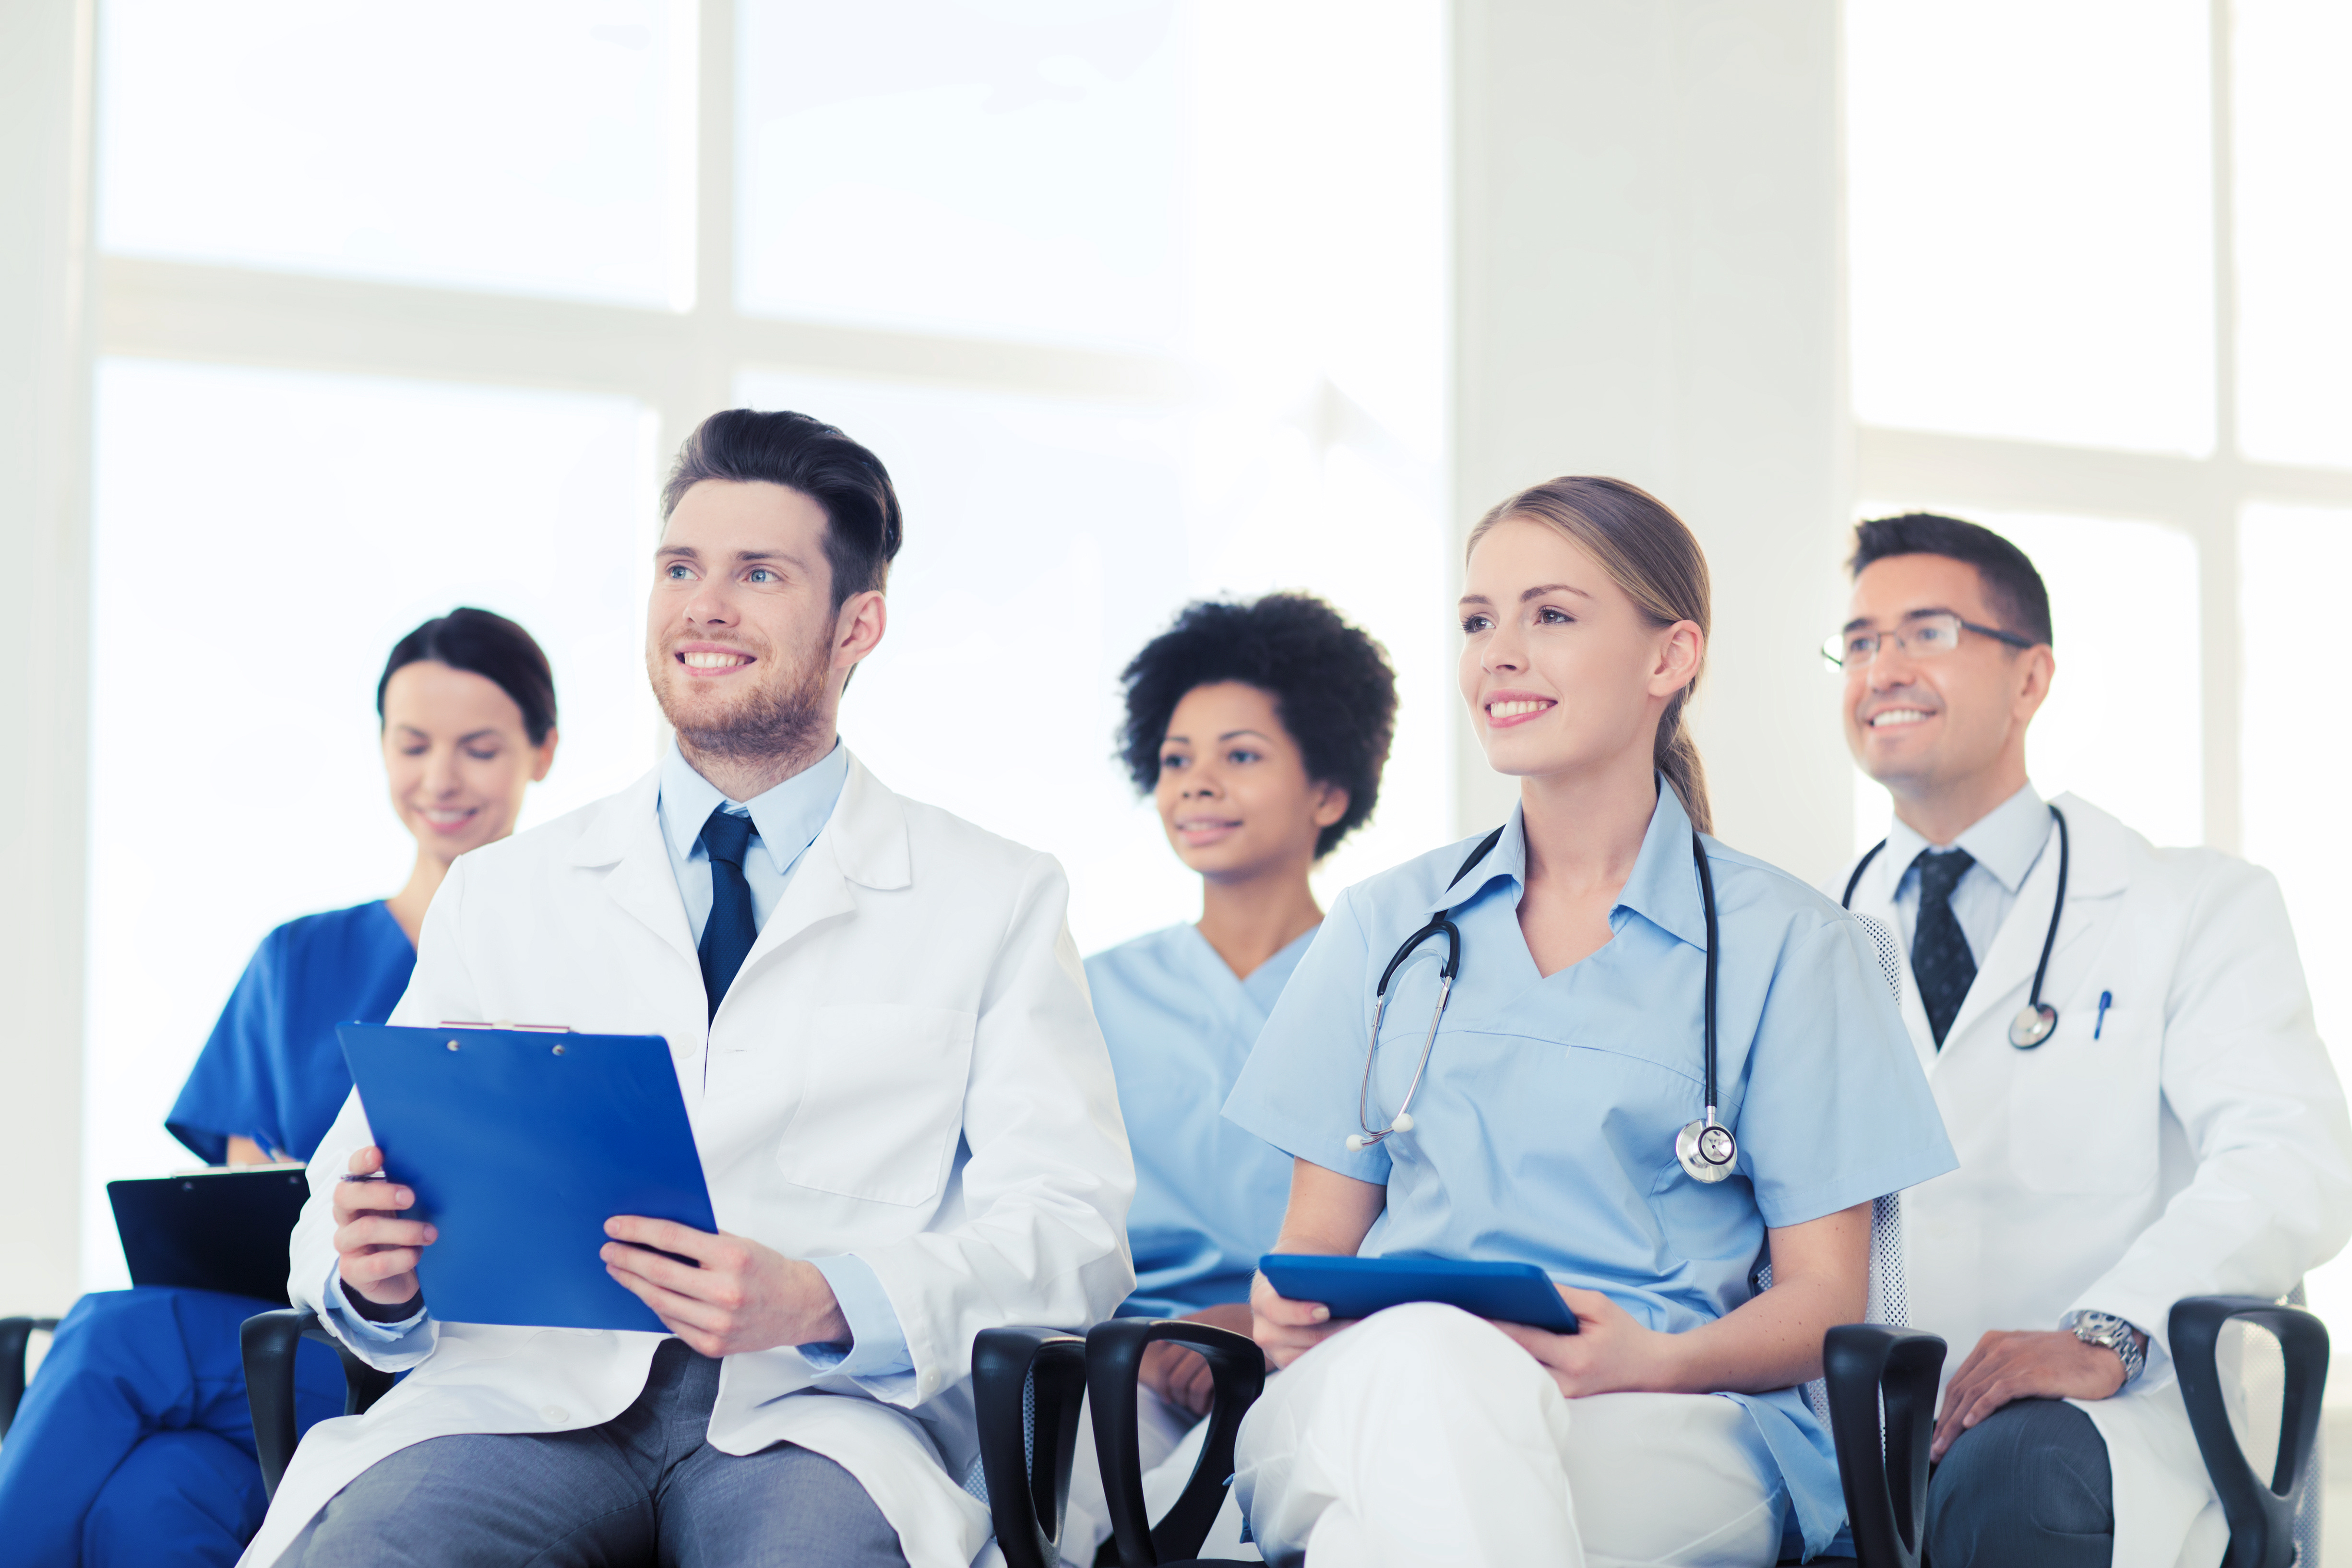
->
[1827,512,2352,1568]
[240,410,1135,1568]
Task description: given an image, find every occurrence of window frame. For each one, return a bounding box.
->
[1846,0,2352,855]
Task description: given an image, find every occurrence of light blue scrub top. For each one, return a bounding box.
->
[1222,783,1957,1558]
[1086,923,1308,1319]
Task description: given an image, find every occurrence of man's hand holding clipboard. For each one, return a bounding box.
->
[333,1146,434,1317]
[598,1219,849,1357]
[329,1148,850,1353]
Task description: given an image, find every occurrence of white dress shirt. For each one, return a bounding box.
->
[1878,781,2054,963]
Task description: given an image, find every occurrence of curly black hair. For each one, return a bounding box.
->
[1117,594,1397,859]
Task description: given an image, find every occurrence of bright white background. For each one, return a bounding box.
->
[82,361,661,1285]
[77,0,1447,1289]
[735,367,1450,958]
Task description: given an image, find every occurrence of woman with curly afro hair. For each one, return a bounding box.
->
[1059,592,1396,1558]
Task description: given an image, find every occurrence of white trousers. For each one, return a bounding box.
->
[1232,1304,1786,1568]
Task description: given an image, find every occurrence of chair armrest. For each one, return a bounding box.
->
[241,1308,399,1500]
[1086,1318,1267,1568]
[243,1308,316,1498]
[972,1325,1090,1568]
[0,1316,60,1437]
[1822,1323,1946,1568]
[2171,1295,2328,1568]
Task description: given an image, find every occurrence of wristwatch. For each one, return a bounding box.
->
[2065,1310,2147,1386]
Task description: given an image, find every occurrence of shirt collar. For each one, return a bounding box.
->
[1428,778,1709,951]
[1883,780,2049,893]
[657,738,850,877]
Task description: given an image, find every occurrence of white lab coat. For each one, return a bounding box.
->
[1833,792,2352,1568]
[239,755,1136,1568]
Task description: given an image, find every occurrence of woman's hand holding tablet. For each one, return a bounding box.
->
[1486,1285,1690,1399]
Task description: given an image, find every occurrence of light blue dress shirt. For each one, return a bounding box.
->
[1877,781,2053,963]
[1086,923,1309,1318]
[331,741,912,1381]
[1221,782,1958,1558]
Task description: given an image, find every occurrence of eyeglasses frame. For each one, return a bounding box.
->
[1821,612,2038,670]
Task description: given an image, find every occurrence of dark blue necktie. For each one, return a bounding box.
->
[697,807,759,1019]
[1910,848,1977,1049]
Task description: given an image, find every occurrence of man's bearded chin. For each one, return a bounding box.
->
[653,638,834,766]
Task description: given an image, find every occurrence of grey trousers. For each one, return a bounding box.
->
[275,1339,909,1568]
[1924,1397,2113,1568]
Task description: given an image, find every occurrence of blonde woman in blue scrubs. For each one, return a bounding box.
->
[1223,480,1956,1568]
[1066,594,1396,1556]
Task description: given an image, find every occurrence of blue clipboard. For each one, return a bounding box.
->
[338,1024,717,1333]
[1259,1253,1580,1333]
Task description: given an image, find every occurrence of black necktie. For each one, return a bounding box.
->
[1910,848,1977,1049]
[698,807,759,1019]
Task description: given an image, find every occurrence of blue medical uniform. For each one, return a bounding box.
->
[1222,786,1957,1559]
[0,901,415,1568]
[1086,924,1307,1319]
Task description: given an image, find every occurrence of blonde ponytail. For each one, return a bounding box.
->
[1466,476,1713,834]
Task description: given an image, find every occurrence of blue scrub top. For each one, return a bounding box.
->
[1087,923,1307,1318]
[167,900,418,1164]
[1222,784,1956,1557]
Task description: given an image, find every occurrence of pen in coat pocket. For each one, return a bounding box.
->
[2094,990,2113,1040]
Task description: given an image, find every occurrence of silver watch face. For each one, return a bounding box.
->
[2068,1312,2144,1381]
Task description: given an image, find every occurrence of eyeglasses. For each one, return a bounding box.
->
[1821,612,2036,670]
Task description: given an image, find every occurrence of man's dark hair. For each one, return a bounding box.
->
[1117,594,1397,860]
[1849,512,2054,646]
[661,409,904,610]
[378,607,558,744]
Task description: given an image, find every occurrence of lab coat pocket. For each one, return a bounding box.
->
[2009,1002,2157,1195]
[775,1003,977,1206]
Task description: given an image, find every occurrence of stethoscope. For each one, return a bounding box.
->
[1345,825,1741,1186]
[1841,803,2070,1049]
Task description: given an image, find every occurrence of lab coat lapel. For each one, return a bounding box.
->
[568,770,696,963]
[1942,794,2128,1050]
[724,755,911,1002]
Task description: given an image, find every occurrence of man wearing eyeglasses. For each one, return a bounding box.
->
[1825,512,2352,1568]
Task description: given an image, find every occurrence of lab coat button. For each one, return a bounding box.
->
[542,1405,570,1425]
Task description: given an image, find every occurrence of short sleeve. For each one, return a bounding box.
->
[1221,889,1390,1185]
[166,930,290,1163]
[1735,915,1956,1227]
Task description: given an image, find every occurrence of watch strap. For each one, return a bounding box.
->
[2065,1310,2146,1386]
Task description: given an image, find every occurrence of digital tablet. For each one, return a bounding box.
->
[109,1166,311,1304]
[339,1024,717,1333]
[1258,1253,1579,1333]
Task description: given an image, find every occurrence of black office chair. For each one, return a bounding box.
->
[2174,1295,2329,1568]
[238,1307,396,1497]
[0,1317,61,1437]
[988,1296,2327,1568]
[238,1291,2328,1567]
[975,1316,1943,1568]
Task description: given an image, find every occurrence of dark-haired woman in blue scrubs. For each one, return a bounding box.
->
[1062,594,1397,1558]
[0,608,558,1568]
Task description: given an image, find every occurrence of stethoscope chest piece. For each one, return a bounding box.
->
[1676,1117,1738,1183]
[2008,1002,2058,1050]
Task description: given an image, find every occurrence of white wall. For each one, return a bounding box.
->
[1451,0,1852,875]
[0,0,94,1316]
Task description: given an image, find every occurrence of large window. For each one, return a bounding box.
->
[83,0,1447,1289]
[1847,0,2352,1340]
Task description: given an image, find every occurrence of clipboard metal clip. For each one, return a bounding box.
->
[438,1020,576,1033]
